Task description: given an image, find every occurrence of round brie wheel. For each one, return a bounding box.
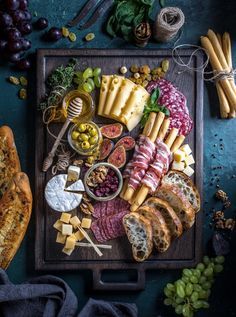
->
[45,174,83,212]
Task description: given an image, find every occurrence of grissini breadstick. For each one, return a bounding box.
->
[200,36,236,110]
[217,33,222,48]
[123,112,165,202]
[156,118,170,141]
[120,179,128,199]
[143,112,157,136]
[170,135,185,153]
[165,128,178,148]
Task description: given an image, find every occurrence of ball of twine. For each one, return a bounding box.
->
[154,7,185,43]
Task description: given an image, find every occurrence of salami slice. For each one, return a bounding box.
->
[93,198,130,219]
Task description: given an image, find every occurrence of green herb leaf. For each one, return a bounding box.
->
[150,87,160,104]
[159,0,165,8]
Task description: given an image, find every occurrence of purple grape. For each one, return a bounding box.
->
[21,38,31,50]
[35,17,48,30]
[11,10,25,23]
[5,0,20,10]
[7,39,22,52]
[15,58,31,70]
[0,40,7,52]
[23,10,31,21]
[0,12,13,27]
[47,27,62,41]
[18,20,32,34]
[7,27,21,41]
[19,0,28,10]
[8,52,21,62]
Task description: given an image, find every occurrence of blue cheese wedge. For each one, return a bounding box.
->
[45,174,83,212]
[67,165,81,182]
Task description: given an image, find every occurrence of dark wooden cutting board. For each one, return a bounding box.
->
[35,49,203,290]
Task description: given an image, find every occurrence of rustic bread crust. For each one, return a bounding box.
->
[162,170,201,213]
[136,205,171,253]
[143,197,183,239]
[0,125,21,197]
[0,172,32,269]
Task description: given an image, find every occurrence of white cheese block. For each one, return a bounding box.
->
[98,75,113,116]
[183,165,195,177]
[56,232,67,244]
[184,154,195,166]
[180,144,192,156]
[171,160,185,171]
[45,174,82,212]
[67,166,81,182]
[103,76,124,117]
[174,149,186,162]
[62,224,73,236]
[62,247,75,256]
[65,179,85,192]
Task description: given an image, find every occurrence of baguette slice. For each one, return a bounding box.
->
[162,171,200,213]
[136,206,171,253]
[143,197,183,239]
[0,172,32,269]
[123,212,153,262]
[0,125,21,198]
[154,184,195,229]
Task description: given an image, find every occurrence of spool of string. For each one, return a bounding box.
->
[154,7,185,43]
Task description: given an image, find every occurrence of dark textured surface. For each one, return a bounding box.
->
[0,0,235,316]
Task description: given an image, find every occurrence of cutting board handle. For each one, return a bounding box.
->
[92,267,146,291]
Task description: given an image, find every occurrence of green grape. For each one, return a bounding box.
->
[203,267,213,277]
[183,269,192,277]
[164,287,173,298]
[214,264,224,273]
[199,276,207,284]
[93,67,102,77]
[190,291,199,302]
[182,304,191,317]
[203,256,210,265]
[190,275,198,284]
[94,76,101,88]
[202,282,211,290]
[208,262,215,269]
[201,301,210,309]
[83,67,93,79]
[185,283,193,296]
[177,279,186,287]
[215,255,225,264]
[172,302,177,308]
[196,263,205,271]
[182,276,189,283]
[74,71,85,86]
[199,289,208,299]
[87,78,95,90]
[207,277,215,284]
[193,284,202,292]
[175,305,183,315]
[166,283,175,291]
[193,269,201,278]
[175,297,184,304]
[192,300,203,309]
[176,284,185,298]
[164,298,172,306]
[82,82,93,93]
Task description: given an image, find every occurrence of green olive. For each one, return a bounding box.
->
[89,136,98,145]
[74,141,82,149]
[77,123,87,132]
[89,127,97,137]
[79,133,89,141]
[71,131,80,140]
[81,141,90,149]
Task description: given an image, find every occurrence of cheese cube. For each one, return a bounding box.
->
[70,216,81,228]
[171,161,185,171]
[174,149,186,162]
[60,213,71,224]
[53,220,63,232]
[56,232,67,244]
[183,165,195,177]
[185,154,195,166]
[62,247,75,256]
[67,166,81,182]
[74,230,84,241]
[81,218,92,229]
[180,144,192,156]
[65,235,76,249]
[62,224,73,236]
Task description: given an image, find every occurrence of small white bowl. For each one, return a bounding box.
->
[84,162,123,201]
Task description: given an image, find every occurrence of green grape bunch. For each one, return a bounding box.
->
[163,255,225,317]
[73,67,102,93]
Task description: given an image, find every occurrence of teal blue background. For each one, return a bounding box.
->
[1,0,236,316]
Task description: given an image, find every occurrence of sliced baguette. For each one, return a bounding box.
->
[0,172,32,269]
[123,212,153,262]
[136,206,171,253]
[0,126,21,198]
[143,197,183,239]
[154,184,195,230]
[162,170,200,213]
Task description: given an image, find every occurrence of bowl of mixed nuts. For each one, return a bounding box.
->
[84,163,123,201]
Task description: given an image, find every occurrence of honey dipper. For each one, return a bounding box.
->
[42,97,83,172]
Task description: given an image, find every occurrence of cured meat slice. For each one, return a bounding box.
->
[146,78,193,136]
[93,198,129,219]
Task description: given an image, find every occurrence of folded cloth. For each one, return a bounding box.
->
[0,269,78,317]
[79,298,138,317]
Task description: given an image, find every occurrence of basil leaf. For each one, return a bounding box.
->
[159,0,165,7]
[150,87,160,104]
[106,15,117,37]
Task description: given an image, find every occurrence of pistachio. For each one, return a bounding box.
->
[9,76,20,85]
[161,59,170,72]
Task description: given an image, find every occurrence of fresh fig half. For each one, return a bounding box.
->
[115,136,135,151]
[100,123,123,139]
[98,138,114,160]
[108,145,126,168]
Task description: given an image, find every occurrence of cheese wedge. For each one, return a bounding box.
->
[185,154,195,166]
[171,161,185,171]
[97,75,113,116]
[183,165,194,177]
[180,144,192,156]
[174,149,186,162]
[67,166,81,182]
[103,75,124,117]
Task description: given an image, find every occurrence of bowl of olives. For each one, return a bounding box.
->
[68,121,102,155]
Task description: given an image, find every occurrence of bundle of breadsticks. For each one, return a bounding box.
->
[201,30,236,118]
[120,111,185,211]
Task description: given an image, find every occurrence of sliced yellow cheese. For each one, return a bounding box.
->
[56,232,67,244]
[110,78,136,120]
[174,149,186,162]
[69,215,81,228]
[180,144,192,156]
[103,75,124,117]
[184,154,195,166]
[62,224,73,236]
[65,235,76,249]
[62,247,75,256]
[53,220,63,232]
[74,230,84,241]
[81,218,92,229]
[183,165,195,177]
[171,160,185,171]
[97,75,113,116]
[60,212,71,224]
